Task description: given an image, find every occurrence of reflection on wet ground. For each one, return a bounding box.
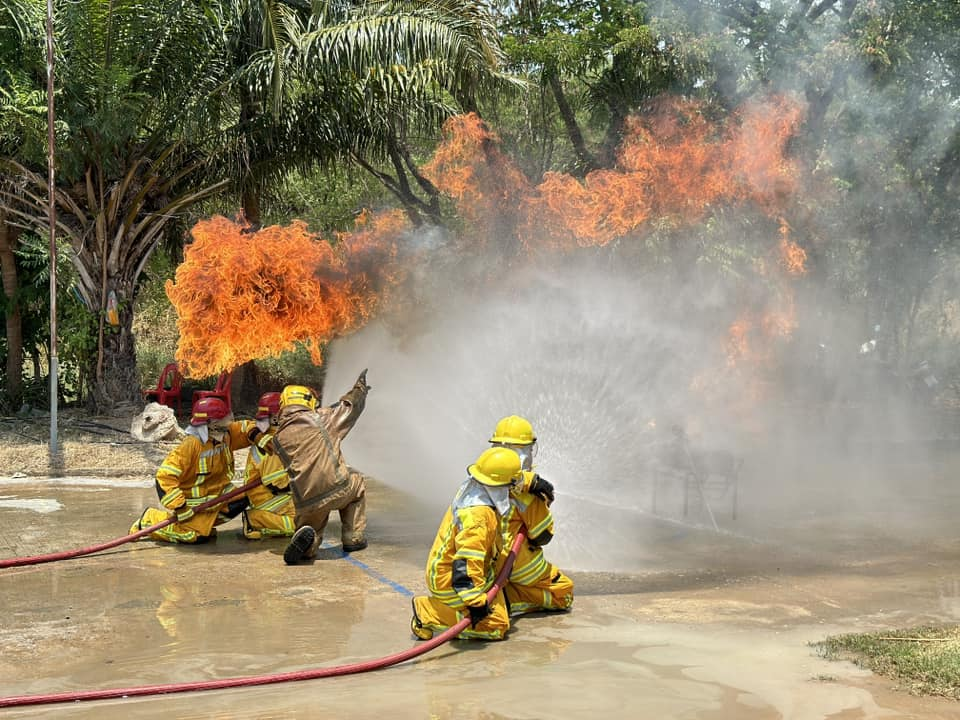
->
[2,462,960,719]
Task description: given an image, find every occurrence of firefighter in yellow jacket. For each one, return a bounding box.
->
[273,370,373,564]
[240,391,296,540]
[410,447,522,641]
[130,396,260,544]
[489,415,574,615]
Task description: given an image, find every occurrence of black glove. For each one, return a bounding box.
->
[528,474,555,504]
[467,603,491,628]
[223,497,250,519]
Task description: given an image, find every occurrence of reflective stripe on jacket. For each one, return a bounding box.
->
[244,435,293,508]
[155,420,254,509]
[425,482,503,609]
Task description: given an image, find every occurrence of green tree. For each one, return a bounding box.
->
[0,0,46,406]
[1,0,234,408]
[495,0,709,176]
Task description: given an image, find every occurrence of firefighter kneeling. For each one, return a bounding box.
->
[410,447,522,641]
[272,371,374,564]
[240,391,296,540]
[130,396,258,544]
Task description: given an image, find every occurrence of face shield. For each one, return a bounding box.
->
[491,441,537,471]
[208,414,233,439]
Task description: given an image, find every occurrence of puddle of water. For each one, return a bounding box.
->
[4,472,960,719]
[0,476,152,488]
[0,497,62,513]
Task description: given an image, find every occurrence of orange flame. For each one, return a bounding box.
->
[423,96,803,257]
[511,96,803,252]
[726,224,802,369]
[421,113,531,245]
[701,219,804,423]
[168,95,807,394]
[167,213,409,377]
[777,218,807,275]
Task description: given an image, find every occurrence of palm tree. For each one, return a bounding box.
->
[0,0,510,407]
[221,0,515,226]
[1,0,237,406]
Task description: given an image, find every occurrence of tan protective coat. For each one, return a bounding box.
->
[273,375,371,549]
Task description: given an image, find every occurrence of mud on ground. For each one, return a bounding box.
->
[2,412,960,719]
[0,410,167,477]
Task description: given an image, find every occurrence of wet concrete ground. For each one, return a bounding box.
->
[2,458,960,719]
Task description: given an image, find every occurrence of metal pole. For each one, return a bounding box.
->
[46,0,58,456]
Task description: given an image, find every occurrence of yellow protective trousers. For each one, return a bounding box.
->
[245,486,296,538]
[411,589,510,640]
[505,564,575,616]
[132,505,232,544]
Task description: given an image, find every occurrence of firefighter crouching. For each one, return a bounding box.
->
[489,415,574,615]
[410,447,522,641]
[240,391,296,540]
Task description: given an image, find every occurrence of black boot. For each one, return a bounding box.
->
[342,538,368,553]
[284,526,317,565]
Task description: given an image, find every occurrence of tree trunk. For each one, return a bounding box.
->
[545,67,596,175]
[0,214,23,407]
[544,68,597,178]
[242,185,261,228]
[30,347,41,380]
[597,54,632,169]
[232,360,262,414]
[83,273,140,410]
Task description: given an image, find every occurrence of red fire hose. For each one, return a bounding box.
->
[0,478,262,569]
[0,531,526,708]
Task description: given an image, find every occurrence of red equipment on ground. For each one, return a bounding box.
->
[192,370,233,414]
[142,362,183,415]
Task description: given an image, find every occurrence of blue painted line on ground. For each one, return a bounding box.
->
[321,542,415,597]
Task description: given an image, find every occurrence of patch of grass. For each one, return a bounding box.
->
[812,625,960,699]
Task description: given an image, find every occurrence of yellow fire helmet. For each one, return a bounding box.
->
[489,415,536,446]
[280,384,318,410]
[468,447,523,487]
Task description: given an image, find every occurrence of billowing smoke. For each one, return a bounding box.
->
[317,92,957,571]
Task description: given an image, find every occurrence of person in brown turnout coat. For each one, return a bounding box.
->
[272,370,373,565]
